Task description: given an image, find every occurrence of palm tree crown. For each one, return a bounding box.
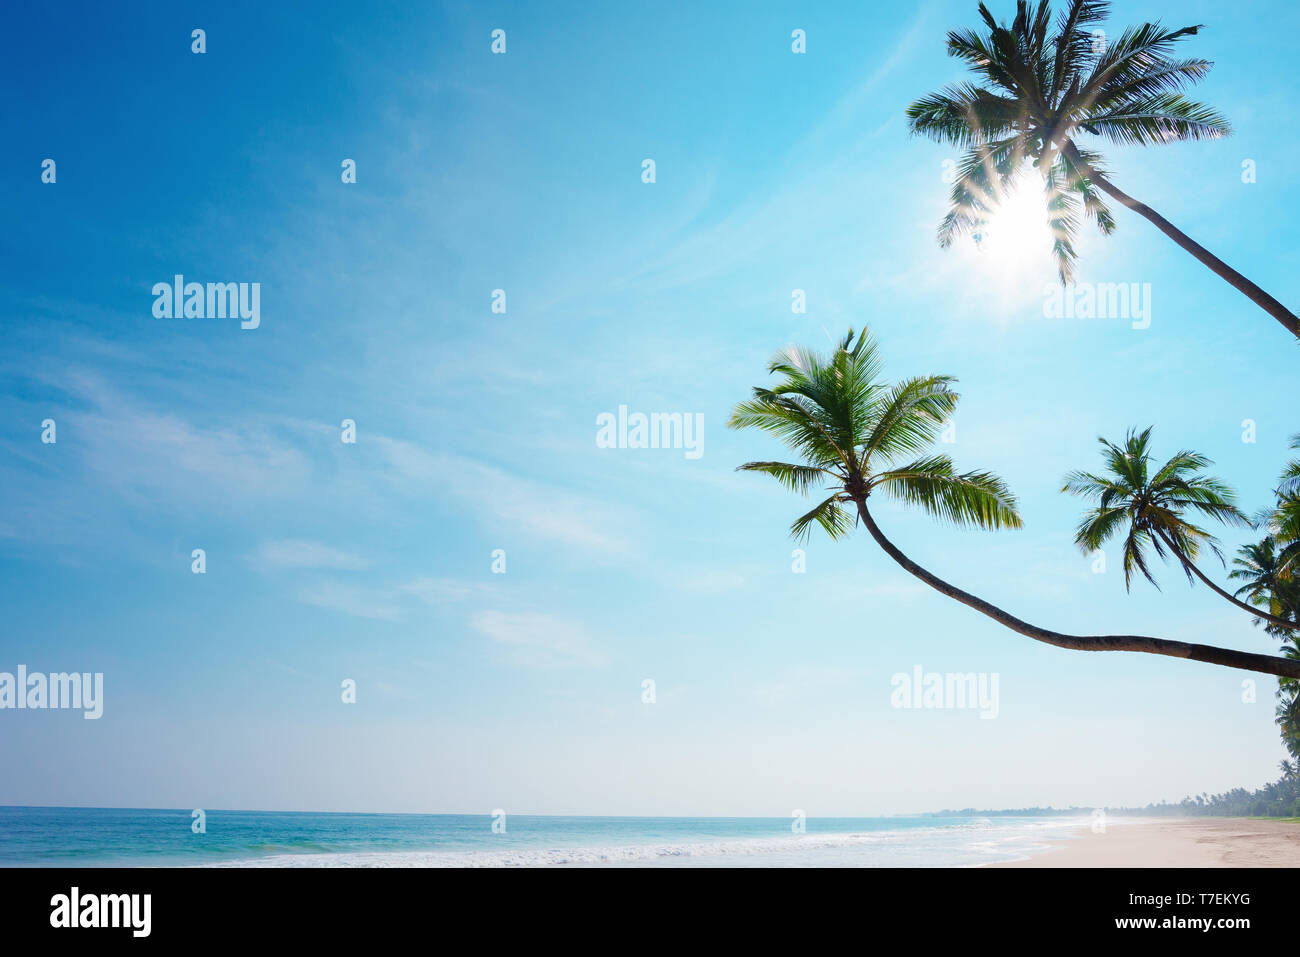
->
[727,328,1021,540]
[1230,536,1300,629]
[1062,427,1247,590]
[907,0,1229,283]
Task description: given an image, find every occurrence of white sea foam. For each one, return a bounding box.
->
[208,818,1092,868]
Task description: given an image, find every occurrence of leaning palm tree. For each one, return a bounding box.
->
[729,328,1300,678]
[906,0,1299,338]
[1062,428,1298,630]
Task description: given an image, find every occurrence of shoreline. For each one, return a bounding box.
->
[990,817,1300,867]
[5,812,1297,867]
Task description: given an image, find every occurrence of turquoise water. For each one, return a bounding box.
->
[0,806,1084,867]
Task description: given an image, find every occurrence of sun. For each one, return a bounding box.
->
[969,180,1055,282]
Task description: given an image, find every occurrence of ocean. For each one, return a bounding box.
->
[0,806,1087,867]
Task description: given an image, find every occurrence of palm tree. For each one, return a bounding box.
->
[1062,428,1299,630]
[906,0,1299,338]
[1269,434,1300,575]
[1275,644,1300,768]
[1279,434,1300,498]
[1230,536,1299,629]
[1229,530,1300,776]
[729,328,1300,678]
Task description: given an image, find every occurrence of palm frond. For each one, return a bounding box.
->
[790,493,854,544]
[872,455,1023,530]
[907,84,1028,146]
[736,461,840,496]
[862,375,960,465]
[1080,93,1231,145]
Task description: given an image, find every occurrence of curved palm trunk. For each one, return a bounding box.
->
[1152,527,1299,631]
[1062,142,1300,340]
[852,497,1300,679]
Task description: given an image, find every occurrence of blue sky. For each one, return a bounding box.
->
[2,0,1298,815]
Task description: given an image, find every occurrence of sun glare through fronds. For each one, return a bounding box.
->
[970,179,1055,283]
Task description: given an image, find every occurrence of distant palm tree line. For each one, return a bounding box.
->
[934,779,1300,818]
[1120,775,1300,819]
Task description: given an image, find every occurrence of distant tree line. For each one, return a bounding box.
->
[1114,776,1300,819]
[930,776,1300,820]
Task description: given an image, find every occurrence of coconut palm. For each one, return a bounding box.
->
[1062,427,1299,629]
[1230,523,1300,772]
[1268,435,1300,575]
[1279,434,1300,499]
[906,0,1299,338]
[1275,641,1300,770]
[729,328,1300,678]
[1267,496,1300,578]
[1230,536,1300,629]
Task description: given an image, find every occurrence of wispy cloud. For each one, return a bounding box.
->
[296,582,404,622]
[582,13,935,299]
[295,576,496,622]
[372,436,633,554]
[469,610,610,669]
[32,369,312,506]
[255,539,369,570]
[400,577,495,604]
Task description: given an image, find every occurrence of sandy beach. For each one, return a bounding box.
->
[994,818,1300,867]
